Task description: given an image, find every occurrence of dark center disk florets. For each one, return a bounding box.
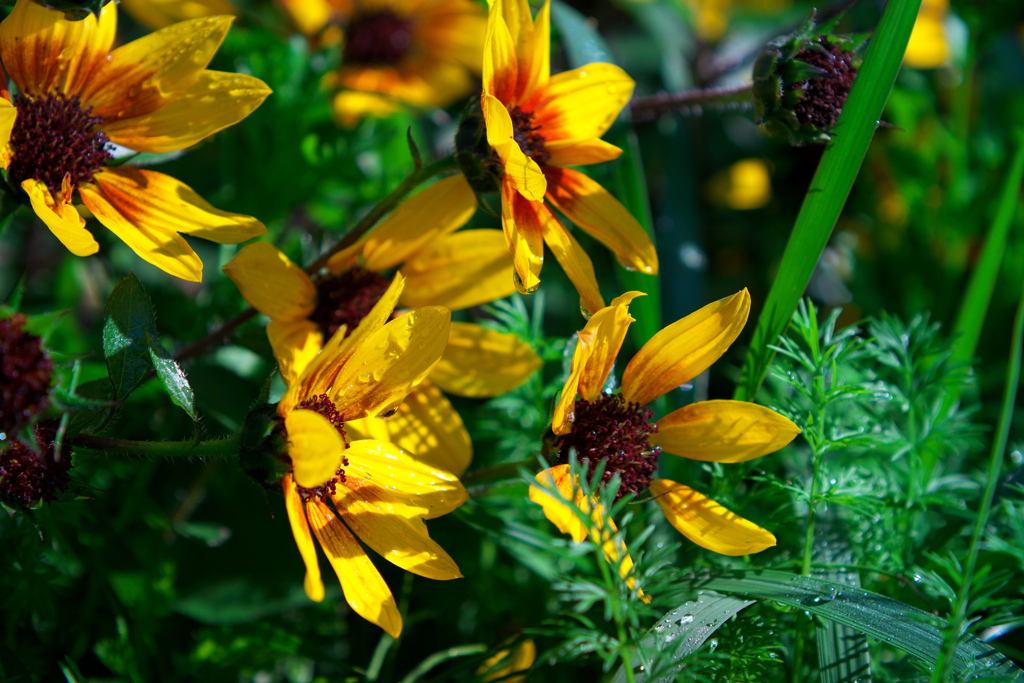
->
[309,267,392,341]
[508,106,550,166]
[793,39,857,132]
[6,92,113,196]
[556,393,660,500]
[293,394,350,501]
[0,420,71,508]
[344,10,415,65]
[0,314,53,434]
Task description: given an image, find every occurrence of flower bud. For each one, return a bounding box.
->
[455,99,503,196]
[238,403,289,488]
[1,421,71,509]
[1,313,53,435]
[29,0,109,20]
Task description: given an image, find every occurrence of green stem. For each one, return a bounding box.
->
[629,84,753,123]
[73,434,240,459]
[931,280,1024,683]
[462,459,540,488]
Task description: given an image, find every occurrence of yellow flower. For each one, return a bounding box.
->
[224,174,542,476]
[529,290,800,560]
[118,0,237,30]
[279,0,486,124]
[479,638,536,683]
[0,0,269,282]
[684,0,790,42]
[903,0,949,69]
[481,0,658,315]
[277,273,465,637]
[706,158,772,210]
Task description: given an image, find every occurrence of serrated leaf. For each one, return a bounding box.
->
[102,273,157,400]
[148,341,198,422]
[611,591,754,683]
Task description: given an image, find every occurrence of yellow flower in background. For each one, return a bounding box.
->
[529,290,800,559]
[0,0,269,282]
[224,174,542,476]
[277,274,465,637]
[278,0,487,125]
[684,0,790,42]
[904,0,949,69]
[479,639,536,683]
[706,158,772,210]
[481,0,658,316]
[118,0,237,30]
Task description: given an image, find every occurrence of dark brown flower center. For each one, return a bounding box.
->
[309,266,392,341]
[293,393,350,501]
[0,314,52,434]
[793,39,857,132]
[6,92,112,196]
[508,106,550,166]
[344,10,415,65]
[0,420,70,508]
[557,393,660,500]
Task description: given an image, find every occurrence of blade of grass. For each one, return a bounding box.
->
[734,0,923,401]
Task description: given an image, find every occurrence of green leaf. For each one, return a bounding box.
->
[148,340,198,422]
[102,272,158,401]
[735,0,924,401]
[550,0,615,67]
[611,591,755,683]
[704,570,1024,681]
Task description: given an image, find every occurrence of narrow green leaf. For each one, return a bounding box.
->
[148,340,198,422]
[397,645,488,683]
[705,570,1024,681]
[611,591,755,683]
[735,0,924,401]
[102,273,158,400]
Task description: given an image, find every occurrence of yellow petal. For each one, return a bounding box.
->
[344,439,468,519]
[361,175,476,272]
[0,0,116,97]
[651,400,800,463]
[399,229,516,310]
[332,483,462,580]
[84,15,234,121]
[551,328,595,436]
[650,479,776,556]
[429,323,541,398]
[282,474,325,602]
[286,409,345,488]
[499,175,545,294]
[223,242,317,322]
[530,62,634,142]
[539,218,605,318]
[479,639,536,683]
[118,0,237,30]
[102,71,271,153]
[544,167,658,275]
[622,289,750,407]
[0,97,17,153]
[483,0,519,103]
[331,90,403,129]
[545,138,623,167]
[528,465,587,542]
[22,178,98,257]
[329,307,451,419]
[576,291,646,401]
[92,168,266,245]
[346,382,473,477]
[277,0,333,36]
[519,0,549,96]
[484,94,546,201]
[267,320,323,387]
[306,498,402,638]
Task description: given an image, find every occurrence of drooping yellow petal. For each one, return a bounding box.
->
[267,320,323,387]
[530,63,634,142]
[484,94,546,201]
[650,479,776,556]
[528,465,587,542]
[282,474,325,602]
[399,229,516,310]
[223,242,317,322]
[91,167,266,245]
[539,217,605,319]
[429,323,541,398]
[345,382,473,477]
[83,15,234,121]
[22,178,98,257]
[0,98,15,155]
[622,289,750,407]
[651,400,800,463]
[344,439,468,519]
[285,409,345,488]
[333,484,462,580]
[545,138,623,167]
[544,167,658,275]
[551,328,596,436]
[328,307,451,420]
[576,291,645,401]
[483,0,519,103]
[306,498,402,638]
[0,0,117,98]
[499,175,545,295]
[102,71,271,153]
[360,174,476,272]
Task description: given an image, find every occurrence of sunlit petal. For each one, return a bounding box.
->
[499,175,545,295]
[551,327,596,436]
[576,292,645,402]
[539,217,605,319]
[483,0,518,102]
[545,137,623,167]
[267,320,323,387]
[529,62,634,142]
[223,242,316,322]
[282,474,325,602]
[484,94,546,201]
[399,229,516,310]
[430,323,541,398]
[286,409,345,488]
[652,400,800,463]
[22,178,98,257]
[528,465,587,542]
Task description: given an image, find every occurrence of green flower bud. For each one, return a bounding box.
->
[239,403,289,489]
[455,98,503,196]
[752,11,866,145]
[28,0,109,20]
